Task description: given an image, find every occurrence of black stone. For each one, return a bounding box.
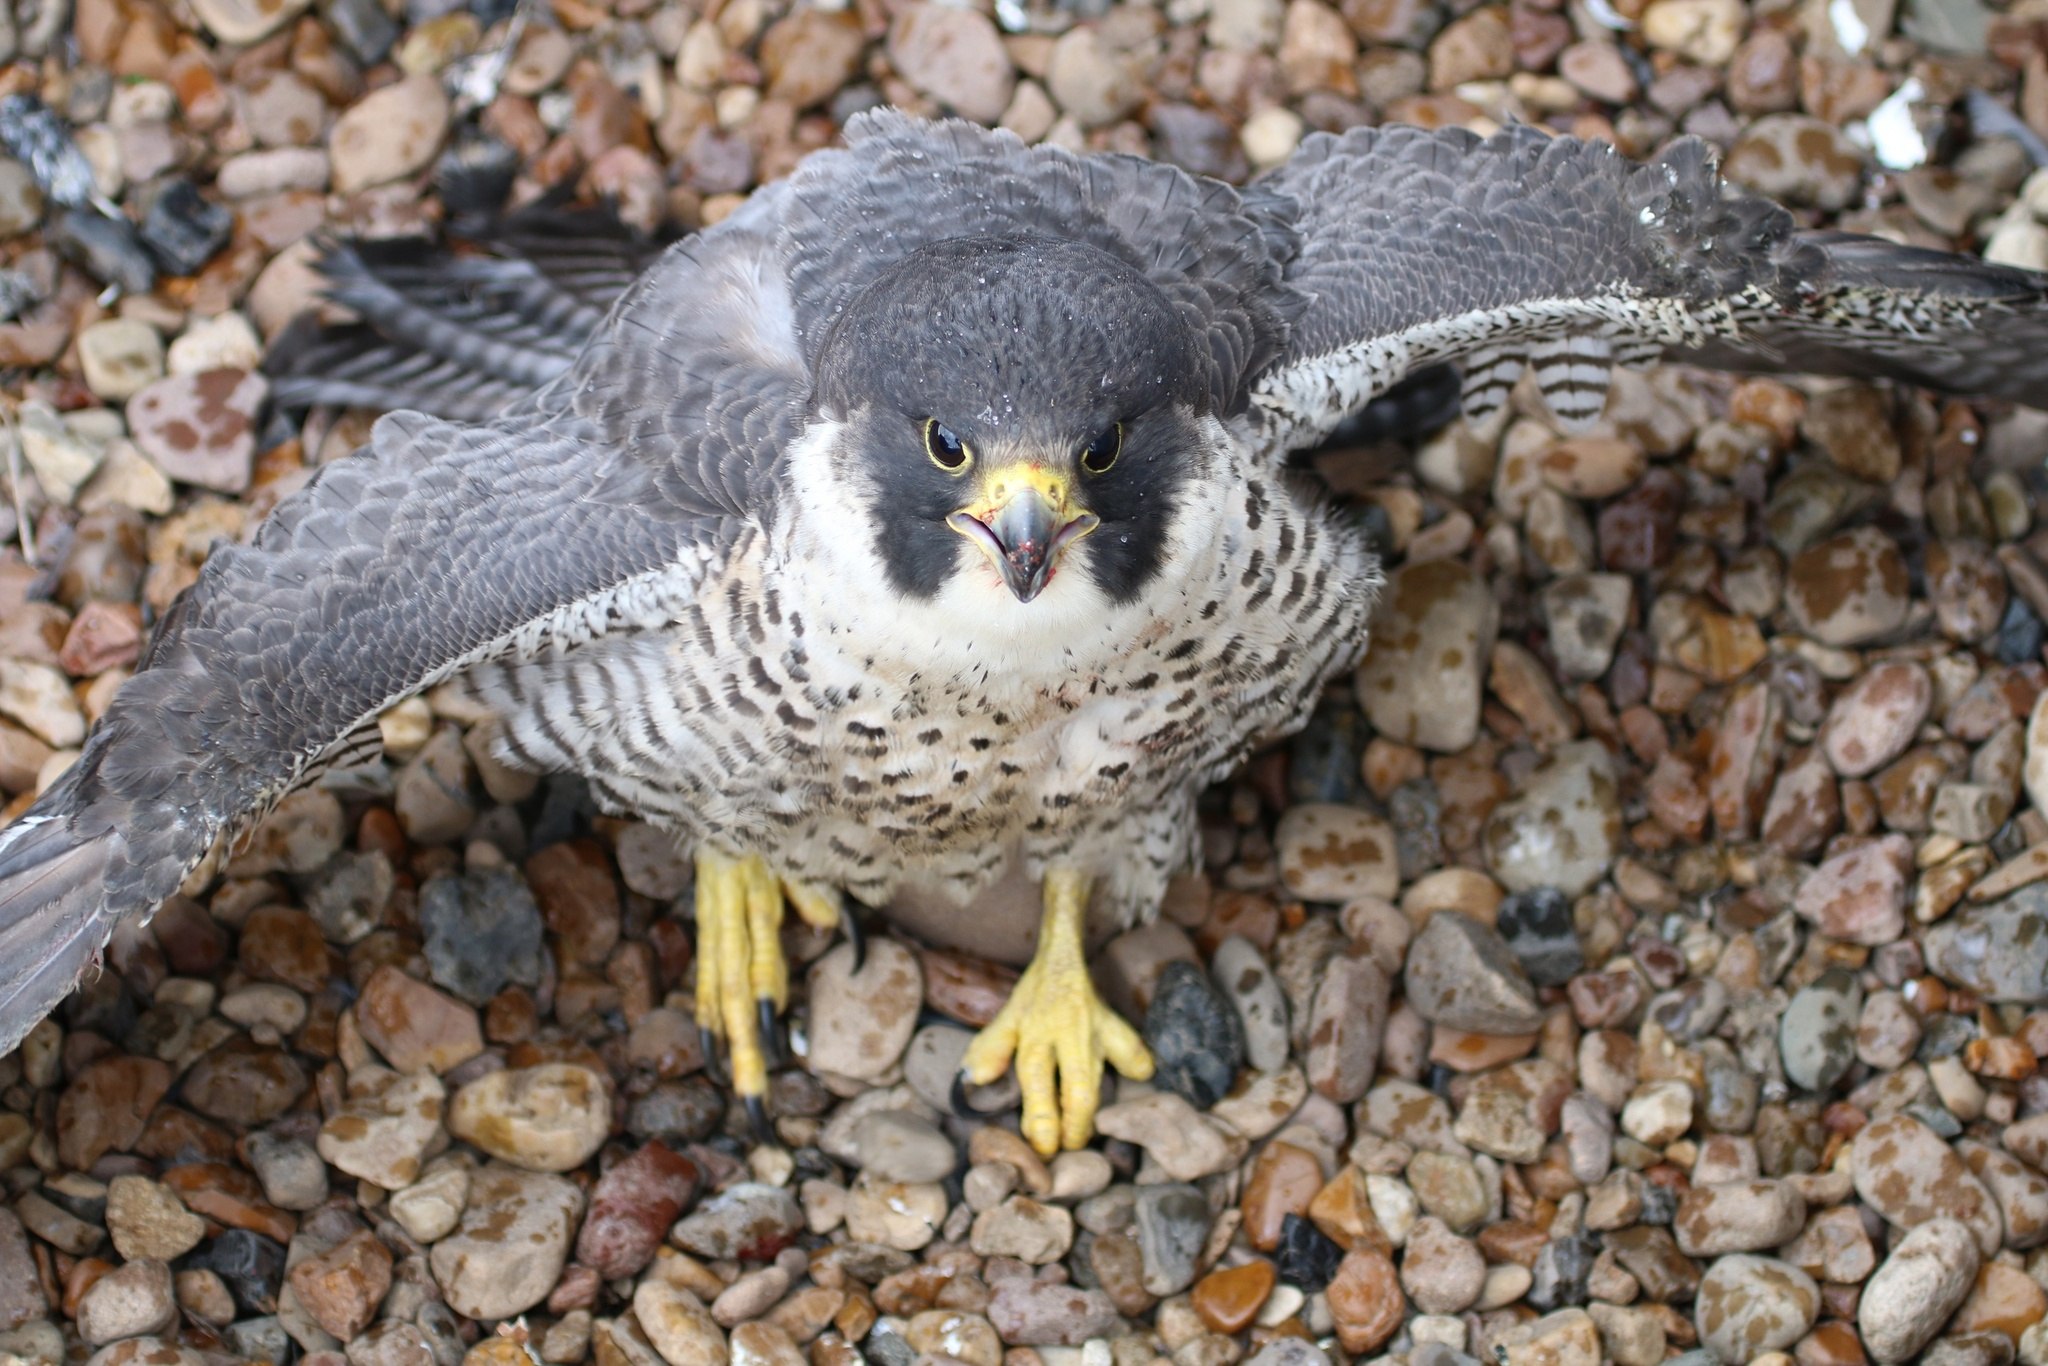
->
[864,1321,916,1366]
[321,0,397,64]
[1145,960,1245,1109]
[1527,1232,1596,1310]
[184,1229,287,1315]
[0,94,98,206]
[1637,1180,1679,1225]
[1496,886,1585,987]
[1272,1213,1343,1292]
[625,1077,727,1144]
[1288,702,1365,805]
[139,180,231,276]
[49,209,154,293]
[1995,594,2043,665]
[1917,1011,1977,1062]
[418,867,547,1005]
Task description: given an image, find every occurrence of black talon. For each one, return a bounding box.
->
[757,998,784,1067]
[700,1028,726,1085]
[841,908,866,973]
[950,1070,979,1119]
[744,1093,776,1147]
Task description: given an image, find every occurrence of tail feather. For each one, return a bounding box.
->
[0,797,128,1057]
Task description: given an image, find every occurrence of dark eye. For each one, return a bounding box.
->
[924,419,970,472]
[1080,423,1122,474]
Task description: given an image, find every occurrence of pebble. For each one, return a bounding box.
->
[1354,559,1496,753]
[1851,1113,2004,1256]
[245,1132,328,1212]
[189,0,310,44]
[428,1165,582,1321]
[885,5,1015,123]
[1495,1308,1601,1366]
[1046,28,1142,128]
[1400,1216,1485,1313]
[1096,1091,1246,1180]
[1725,114,1866,213]
[287,1229,392,1341]
[105,1175,205,1261]
[1822,662,1932,776]
[77,1259,177,1347]
[1305,950,1388,1102]
[1274,803,1399,901]
[1674,1180,1805,1256]
[448,1062,611,1172]
[1481,741,1622,896]
[1923,884,2048,1004]
[1794,835,1910,945]
[1780,968,1861,1092]
[844,1111,957,1183]
[1860,1218,1982,1363]
[329,74,449,195]
[1134,1183,1211,1295]
[1784,527,1911,645]
[673,1183,804,1262]
[388,1158,469,1243]
[1211,936,1290,1073]
[124,369,264,494]
[1324,1249,1403,1354]
[1692,1255,1817,1363]
[970,1196,1073,1263]
[419,868,547,1005]
[355,965,483,1075]
[986,1277,1119,1345]
[1495,887,1583,987]
[317,1069,447,1190]
[77,319,164,401]
[807,939,921,1081]
[1957,1139,2048,1249]
[634,1279,726,1366]
[1401,910,1543,1034]
[577,1141,701,1280]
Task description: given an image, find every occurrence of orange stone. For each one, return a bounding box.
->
[1794,1320,1868,1366]
[160,1162,297,1244]
[1427,1025,1539,1071]
[1324,1249,1404,1354]
[1307,1167,1391,1254]
[1241,1142,1324,1252]
[1950,1263,2048,1343]
[1191,1260,1277,1335]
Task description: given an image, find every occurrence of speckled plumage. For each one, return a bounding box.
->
[3,113,2048,1056]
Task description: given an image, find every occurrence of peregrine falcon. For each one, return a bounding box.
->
[4,112,2048,1154]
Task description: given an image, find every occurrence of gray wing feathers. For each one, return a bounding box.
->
[1254,124,2048,444]
[0,225,802,1056]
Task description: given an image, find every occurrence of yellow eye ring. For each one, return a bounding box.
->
[924,419,971,473]
[1080,422,1122,474]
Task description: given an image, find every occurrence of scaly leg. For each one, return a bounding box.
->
[958,867,1155,1156]
[694,849,847,1134]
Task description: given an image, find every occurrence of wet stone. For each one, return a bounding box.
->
[1674,1180,1806,1257]
[1146,959,1245,1108]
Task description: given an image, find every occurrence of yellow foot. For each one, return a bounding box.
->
[693,849,847,1130]
[959,867,1154,1156]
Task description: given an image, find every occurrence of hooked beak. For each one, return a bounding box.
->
[947,467,1100,604]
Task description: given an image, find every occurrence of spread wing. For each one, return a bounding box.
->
[0,215,808,1057]
[1250,124,2048,449]
[266,207,668,421]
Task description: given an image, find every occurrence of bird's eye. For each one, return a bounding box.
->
[1080,423,1122,474]
[924,419,971,472]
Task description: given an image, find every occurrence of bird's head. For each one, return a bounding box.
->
[805,234,1222,612]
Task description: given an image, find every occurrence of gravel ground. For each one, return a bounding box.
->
[0,0,2047,1364]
